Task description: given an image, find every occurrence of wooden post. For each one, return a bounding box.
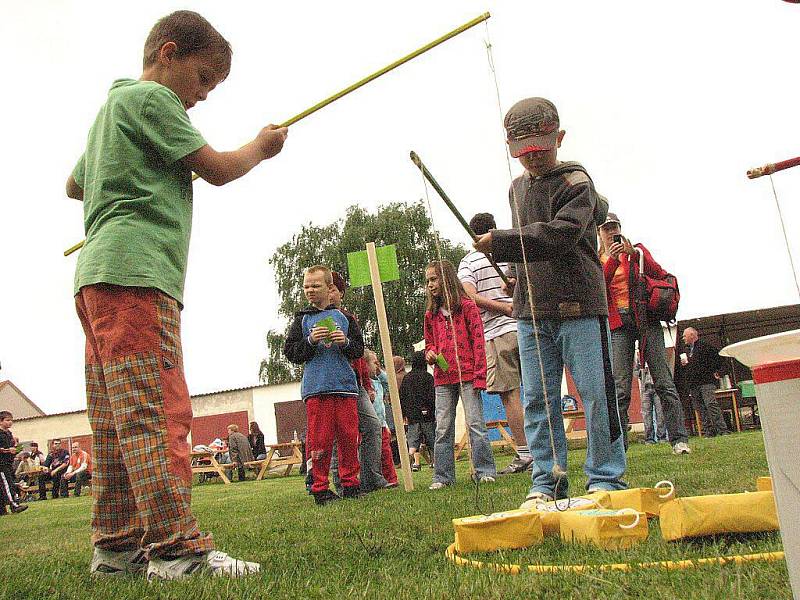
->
[366,242,414,491]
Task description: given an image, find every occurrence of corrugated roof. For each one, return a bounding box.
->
[190,382,272,398]
[15,408,86,421]
[15,382,288,422]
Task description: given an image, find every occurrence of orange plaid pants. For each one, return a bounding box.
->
[75,284,214,559]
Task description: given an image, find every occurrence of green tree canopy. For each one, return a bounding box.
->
[259,201,468,384]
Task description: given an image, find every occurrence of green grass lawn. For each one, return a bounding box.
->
[0,431,791,599]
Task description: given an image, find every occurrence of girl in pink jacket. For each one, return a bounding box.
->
[423,260,497,489]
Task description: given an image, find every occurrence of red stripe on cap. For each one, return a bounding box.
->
[752,359,800,384]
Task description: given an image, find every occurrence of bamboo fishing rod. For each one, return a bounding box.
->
[64,12,491,257]
[409,150,510,287]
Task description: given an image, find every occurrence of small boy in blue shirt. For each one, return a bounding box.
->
[284,265,365,505]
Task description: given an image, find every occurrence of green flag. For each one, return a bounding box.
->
[347,245,401,288]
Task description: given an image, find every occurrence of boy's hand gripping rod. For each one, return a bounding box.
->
[747,156,800,179]
[409,150,510,287]
[63,13,491,257]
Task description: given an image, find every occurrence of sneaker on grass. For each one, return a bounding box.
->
[672,442,691,455]
[499,456,533,475]
[90,547,147,577]
[428,482,447,490]
[147,551,260,581]
[478,475,495,484]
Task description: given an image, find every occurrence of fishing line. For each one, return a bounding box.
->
[419,170,496,516]
[482,20,568,499]
[768,174,800,300]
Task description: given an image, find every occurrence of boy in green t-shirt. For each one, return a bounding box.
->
[66,11,287,580]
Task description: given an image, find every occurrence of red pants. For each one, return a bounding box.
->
[75,284,214,558]
[306,395,360,493]
[381,427,398,485]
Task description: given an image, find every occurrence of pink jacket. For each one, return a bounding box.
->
[424,297,487,389]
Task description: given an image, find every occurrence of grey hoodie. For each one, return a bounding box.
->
[490,161,608,320]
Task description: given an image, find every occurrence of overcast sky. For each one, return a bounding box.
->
[2,1,799,415]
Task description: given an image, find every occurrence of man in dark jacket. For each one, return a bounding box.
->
[40,439,70,500]
[399,351,436,471]
[227,425,254,482]
[676,327,729,436]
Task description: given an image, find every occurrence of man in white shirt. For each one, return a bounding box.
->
[458,213,532,474]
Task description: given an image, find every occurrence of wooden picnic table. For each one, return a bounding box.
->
[455,411,587,460]
[245,441,303,481]
[190,450,234,484]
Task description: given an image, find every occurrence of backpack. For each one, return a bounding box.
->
[634,248,680,323]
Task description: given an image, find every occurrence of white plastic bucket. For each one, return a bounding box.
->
[721,329,800,599]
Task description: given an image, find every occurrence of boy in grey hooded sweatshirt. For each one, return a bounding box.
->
[475,97,627,506]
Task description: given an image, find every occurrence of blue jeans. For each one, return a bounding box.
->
[518,317,627,497]
[432,382,497,484]
[640,386,666,442]
[611,312,688,445]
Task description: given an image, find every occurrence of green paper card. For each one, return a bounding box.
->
[436,352,449,372]
[347,245,401,288]
[316,316,338,332]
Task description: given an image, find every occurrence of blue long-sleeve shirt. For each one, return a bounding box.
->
[283,304,364,400]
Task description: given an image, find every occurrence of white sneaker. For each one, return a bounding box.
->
[478,476,496,484]
[147,550,260,581]
[520,491,553,510]
[428,482,447,490]
[672,442,692,455]
[90,547,147,577]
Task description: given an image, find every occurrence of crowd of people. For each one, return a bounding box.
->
[1,413,96,516]
[25,8,738,579]
[282,96,736,512]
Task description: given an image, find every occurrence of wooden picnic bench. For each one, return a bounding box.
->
[244,441,303,481]
[455,411,587,460]
[190,450,235,484]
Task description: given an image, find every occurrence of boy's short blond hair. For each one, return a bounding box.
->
[305,265,333,286]
[143,11,232,79]
[227,424,239,432]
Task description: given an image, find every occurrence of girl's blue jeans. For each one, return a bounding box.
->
[432,382,497,484]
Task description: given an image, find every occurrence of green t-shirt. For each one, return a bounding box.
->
[72,79,207,306]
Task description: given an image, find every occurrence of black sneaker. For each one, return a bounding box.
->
[499,456,533,475]
[313,490,341,506]
[411,464,421,472]
[10,504,28,514]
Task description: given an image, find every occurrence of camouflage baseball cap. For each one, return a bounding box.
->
[504,97,560,157]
